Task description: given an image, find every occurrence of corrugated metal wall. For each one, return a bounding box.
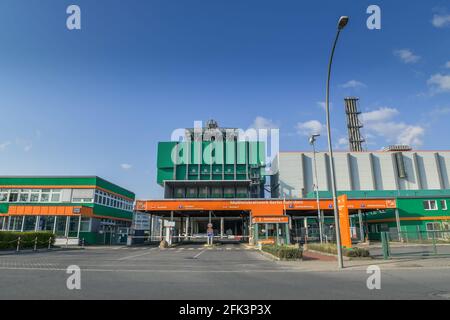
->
[274,151,450,198]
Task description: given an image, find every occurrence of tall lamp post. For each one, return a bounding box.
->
[326,16,349,269]
[309,134,323,244]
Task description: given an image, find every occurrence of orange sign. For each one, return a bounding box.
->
[135,197,397,219]
[338,195,352,249]
[252,216,289,224]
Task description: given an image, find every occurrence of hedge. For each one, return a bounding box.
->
[261,245,302,260]
[306,243,370,258]
[0,231,55,250]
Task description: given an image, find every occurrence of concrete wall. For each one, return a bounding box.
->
[273,151,450,198]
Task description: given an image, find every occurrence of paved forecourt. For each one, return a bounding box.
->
[2,243,450,299]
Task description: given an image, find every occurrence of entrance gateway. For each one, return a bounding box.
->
[135,197,397,247]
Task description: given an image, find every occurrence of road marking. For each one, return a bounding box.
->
[193,250,206,259]
[117,251,155,261]
[188,248,194,251]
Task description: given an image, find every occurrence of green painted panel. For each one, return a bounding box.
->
[225,142,236,165]
[157,168,173,185]
[212,142,224,164]
[0,203,9,213]
[212,165,222,175]
[0,177,134,199]
[202,141,211,165]
[258,142,266,166]
[95,177,135,199]
[0,176,96,187]
[157,142,177,168]
[237,142,247,164]
[92,204,132,220]
[175,166,187,180]
[248,142,258,165]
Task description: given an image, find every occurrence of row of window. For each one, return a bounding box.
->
[423,200,448,211]
[0,188,134,212]
[94,189,133,212]
[0,189,64,203]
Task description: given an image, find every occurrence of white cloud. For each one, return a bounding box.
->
[0,141,11,151]
[393,49,421,64]
[120,163,132,170]
[432,13,450,28]
[336,137,348,149]
[296,120,324,136]
[249,116,279,130]
[361,107,399,122]
[340,80,367,89]
[361,107,425,147]
[427,73,450,93]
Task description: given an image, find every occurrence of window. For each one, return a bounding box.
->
[0,191,8,202]
[440,200,448,210]
[50,189,61,202]
[8,190,19,202]
[19,190,30,202]
[423,200,438,211]
[30,193,39,202]
[40,192,50,202]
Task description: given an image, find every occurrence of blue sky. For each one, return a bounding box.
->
[0,0,449,198]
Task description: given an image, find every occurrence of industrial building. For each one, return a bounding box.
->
[271,150,450,198]
[157,120,266,199]
[0,176,135,245]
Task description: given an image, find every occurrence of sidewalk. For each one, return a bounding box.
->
[0,246,84,256]
[274,252,450,272]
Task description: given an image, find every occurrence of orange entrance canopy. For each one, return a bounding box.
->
[135,198,396,218]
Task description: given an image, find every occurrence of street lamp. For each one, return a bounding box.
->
[325,16,349,269]
[309,134,323,244]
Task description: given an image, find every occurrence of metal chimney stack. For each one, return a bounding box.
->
[344,97,365,152]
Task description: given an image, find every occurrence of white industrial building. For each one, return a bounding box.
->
[271,150,450,199]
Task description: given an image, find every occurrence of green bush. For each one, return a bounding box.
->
[306,243,370,258]
[0,231,55,250]
[345,247,370,258]
[261,245,302,260]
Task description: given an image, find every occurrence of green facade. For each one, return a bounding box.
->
[305,189,450,241]
[157,141,266,185]
[0,176,135,199]
[0,176,135,220]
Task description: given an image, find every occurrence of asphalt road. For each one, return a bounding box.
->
[1,243,450,300]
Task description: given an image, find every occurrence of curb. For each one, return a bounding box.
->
[305,249,351,261]
[258,249,281,261]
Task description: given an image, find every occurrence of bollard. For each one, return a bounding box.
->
[48,237,52,250]
[16,237,21,252]
[381,232,390,260]
[82,238,85,248]
[34,237,38,252]
[432,232,437,255]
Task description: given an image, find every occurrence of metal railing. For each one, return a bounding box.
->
[378,230,450,259]
[0,237,54,252]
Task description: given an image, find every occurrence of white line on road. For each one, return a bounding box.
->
[193,250,206,259]
[117,251,155,261]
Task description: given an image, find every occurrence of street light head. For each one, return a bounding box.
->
[338,16,349,30]
[309,134,320,145]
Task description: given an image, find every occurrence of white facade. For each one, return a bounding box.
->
[271,151,450,199]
